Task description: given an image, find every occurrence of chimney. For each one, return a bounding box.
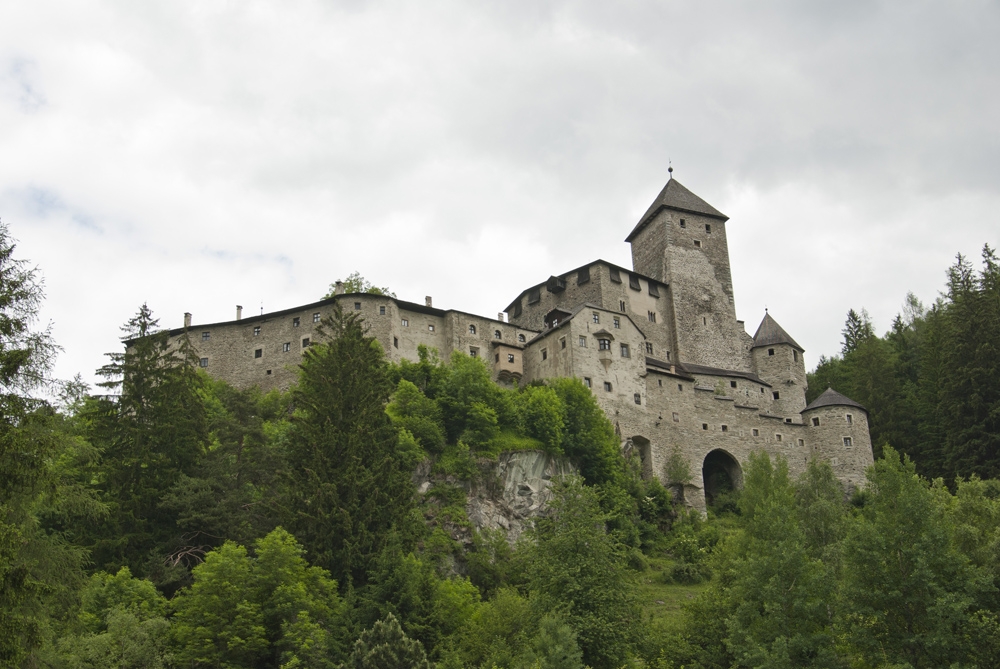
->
[183,312,192,328]
[498,312,505,322]
[334,280,345,295]
[236,305,243,321]
[425,296,433,308]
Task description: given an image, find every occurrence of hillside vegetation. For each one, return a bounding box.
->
[3,223,1000,669]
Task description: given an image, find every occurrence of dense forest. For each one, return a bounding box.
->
[3,222,1000,669]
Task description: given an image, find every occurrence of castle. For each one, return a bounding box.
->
[169,175,874,509]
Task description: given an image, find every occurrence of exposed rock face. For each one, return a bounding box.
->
[466,450,576,543]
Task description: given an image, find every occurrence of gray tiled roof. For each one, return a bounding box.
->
[804,387,867,413]
[752,312,804,351]
[625,178,729,242]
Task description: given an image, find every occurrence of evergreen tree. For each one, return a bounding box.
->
[284,303,416,587]
[343,613,431,669]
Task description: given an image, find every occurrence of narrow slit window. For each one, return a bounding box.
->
[679,218,686,228]
[393,337,398,348]
[619,300,626,312]
[560,337,566,349]
[705,224,711,233]
[541,349,547,360]
[634,393,642,405]
[648,311,656,323]
[646,342,653,355]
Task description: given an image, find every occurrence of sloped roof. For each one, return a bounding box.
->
[625,178,729,242]
[752,312,803,351]
[804,388,867,413]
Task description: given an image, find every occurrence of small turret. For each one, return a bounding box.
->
[802,388,874,492]
[751,312,807,418]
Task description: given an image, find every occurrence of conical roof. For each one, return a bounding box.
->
[625,178,729,242]
[752,312,803,351]
[804,387,867,413]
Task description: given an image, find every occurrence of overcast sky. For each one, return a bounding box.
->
[3,0,998,389]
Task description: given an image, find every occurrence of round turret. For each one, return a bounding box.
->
[802,388,874,492]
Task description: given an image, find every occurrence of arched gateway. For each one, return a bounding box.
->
[702,449,742,507]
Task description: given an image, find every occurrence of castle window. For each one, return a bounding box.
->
[577,266,591,285]
[721,424,728,432]
[493,330,501,339]
[560,337,566,349]
[648,311,656,323]
[380,306,386,315]
[768,348,775,356]
[604,381,613,392]
[199,357,208,368]
[282,342,291,352]
[679,219,686,228]
[658,379,662,386]
[469,324,476,334]
[354,302,361,310]
[619,300,626,312]
[798,439,804,447]
[628,274,641,291]
[393,337,398,348]
[620,343,630,358]
[672,412,679,422]
[609,268,622,283]
[313,313,321,323]
[266,369,272,375]
[694,240,702,248]
[702,423,708,430]
[302,338,310,348]
[584,377,591,388]
[293,317,300,327]
[254,326,261,336]
[761,387,765,393]
[579,336,587,347]
[592,312,600,324]
[752,428,760,436]
[401,319,409,327]
[470,347,477,357]
[844,437,853,447]
[665,351,671,360]
[649,282,660,297]
[528,288,541,304]
[613,317,620,329]
[705,224,711,233]
[703,317,707,325]
[513,300,523,317]
[846,414,853,425]
[776,434,783,442]
[646,342,653,355]
[634,393,642,405]
[773,391,780,400]
[202,332,210,340]
[812,417,820,426]
[785,418,792,423]
[793,350,799,362]
[508,353,515,363]
[730,380,737,388]
[678,384,683,391]
[518,334,526,343]
[598,338,611,351]
[542,349,547,360]
[428,324,435,332]
[254,349,262,358]
[495,353,500,363]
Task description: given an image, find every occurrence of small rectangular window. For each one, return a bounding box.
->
[507,353,515,363]
[592,312,600,324]
[495,353,500,363]
[528,287,541,304]
[393,337,398,348]
[401,318,409,327]
[302,338,310,348]
[679,218,686,228]
[694,239,701,248]
[846,414,853,425]
[844,437,853,447]
[266,369,272,375]
[702,423,708,431]
[254,326,261,336]
[470,347,478,357]
[560,337,566,349]
[678,384,683,391]
[354,302,361,310]
[628,274,641,291]
[609,267,621,283]
[793,350,799,362]
[798,439,805,447]
[634,393,642,405]
[658,379,662,386]
[583,377,592,388]
[604,381,613,392]
[730,380,737,388]
[202,332,210,340]
[648,282,660,297]
[613,317,620,329]
[598,338,611,351]
[768,348,775,356]
[254,349,262,358]
[380,306,386,315]
[542,349,548,360]
[773,391,780,400]
[579,336,587,347]
[577,266,590,285]
[776,434,783,442]
[513,300,523,317]
[665,351,671,360]
[672,412,679,422]
[705,224,711,233]
[620,344,630,358]
[428,324,435,332]
[721,425,728,432]
[313,313,321,323]
[199,357,208,367]
[282,342,291,352]
[645,342,653,355]
[752,428,760,436]
[293,317,300,327]
[647,311,656,323]
[812,417,820,426]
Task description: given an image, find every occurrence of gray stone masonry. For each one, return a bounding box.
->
[167,176,874,511]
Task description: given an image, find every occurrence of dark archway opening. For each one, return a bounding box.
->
[702,449,742,509]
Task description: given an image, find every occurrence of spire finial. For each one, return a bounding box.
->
[668,160,673,179]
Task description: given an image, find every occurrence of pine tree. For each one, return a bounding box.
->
[343,613,430,669]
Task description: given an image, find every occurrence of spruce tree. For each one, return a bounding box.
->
[284,303,415,587]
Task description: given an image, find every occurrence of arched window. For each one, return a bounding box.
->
[469,324,476,334]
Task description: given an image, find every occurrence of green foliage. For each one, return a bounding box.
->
[517,385,566,454]
[343,613,430,669]
[388,379,445,454]
[325,271,396,299]
[548,378,622,485]
[284,303,416,586]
